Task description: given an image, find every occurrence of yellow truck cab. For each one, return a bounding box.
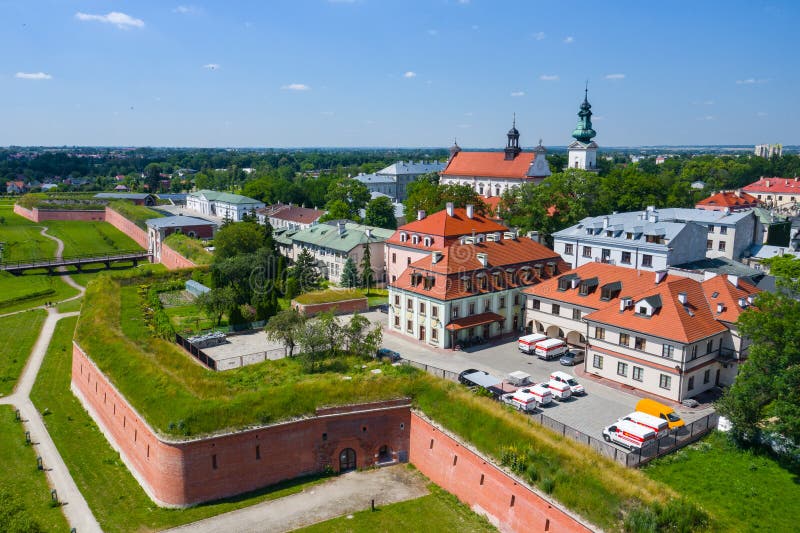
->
[635,398,685,429]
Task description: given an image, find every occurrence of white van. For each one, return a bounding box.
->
[518,334,548,354]
[543,380,572,401]
[506,389,540,412]
[534,338,568,360]
[525,384,553,405]
[549,371,586,395]
[622,411,669,436]
[602,419,657,450]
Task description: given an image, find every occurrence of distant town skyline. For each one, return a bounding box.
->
[2,0,797,148]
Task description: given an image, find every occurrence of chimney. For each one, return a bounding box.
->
[570,277,580,289]
[678,292,687,304]
[648,213,659,223]
[716,303,724,314]
[338,221,346,235]
[620,297,633,312]
[431,251,443,264]
[494,231,502,241]
[366,228,372,239]
[477,253,488,267]
[735,189,741,197]
[727,274,739,288]
[466,204,474,219]
[417,209,426,220]
[655,270,667,284]
[446,202,454,217]
[603,216,609,229]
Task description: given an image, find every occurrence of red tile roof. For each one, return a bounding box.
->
[479,195,502,216]
[701,274,759,324]
[445,312,505,331]
[442,151,536,179]
[696,191,759,210]
[388,207,507,243]
[742,177,800,195]
[258,204,324,224]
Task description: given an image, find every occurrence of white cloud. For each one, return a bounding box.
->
[203,63,220,70]
[15,72,52,80]
[75,11,144,29]
[427,29,438,36]
[736,78,769,85]
[510,91,525,97]
[604,73,625,80]
[403,71,417,78]
[173,5,200,14]
[563,36,574,44]
[539,74,559,81]
[533,31,545,40]
[757,111,768,117]
[281,83,311,91]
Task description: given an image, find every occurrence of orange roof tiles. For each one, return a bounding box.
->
[442,151,536,179]
[696,191,759,210]
[445,312,505,330]
[701,274,759,324]
[388,207,507,243]
[479,195,502,216]
[742,177,800,195]
[412,238,563,274]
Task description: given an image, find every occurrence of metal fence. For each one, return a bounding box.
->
[175,332,217,370]
[212,347,287,371]
[402,359,719,468]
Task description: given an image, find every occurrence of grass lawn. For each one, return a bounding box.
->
[294,289,366,305]
[163,233,212,265]
[0,309,47,395]
[56,297,83,313]
[109,201,163,229]
[45,220,142,256]
[644,431,800,532]
[0,209,57,262]
[64,261,167,289]
[0,406,71,532]
[298,483,496,533]
[164,299,223,335]
[30,315,333,532]
[0,271,79,314]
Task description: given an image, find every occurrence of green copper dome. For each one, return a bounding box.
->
[571,88,596,143]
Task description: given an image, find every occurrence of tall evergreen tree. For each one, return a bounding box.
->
[341,256,359,288]
[292,248,321,293]
[359,243,374,294]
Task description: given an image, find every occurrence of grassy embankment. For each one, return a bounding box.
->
[71,273,699,531]
[163,233,213,265]
[0,309,47,396]
[298,483,496,533]
[108,200,163,229]
[645,431,800,532]
[290,287,388,308]
[0,406,71,532]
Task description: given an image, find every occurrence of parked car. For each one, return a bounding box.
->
[549,371,586,395]
[541,380,572,401]
[636,398,685,429]
[603,420,657,450]
[559,349,585,366]
[458,368,481,385]
[375,348,401,362]
[377,304,389,314]
[534,338,569,360]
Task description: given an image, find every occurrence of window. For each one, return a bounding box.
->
[407,257,411,266]
[392,253,396,264]
[688,376,695,391]
[641,254,653,268]
[593,354,603,369]
[419,302,426,315]
[582,246,592,258]
[659,374,672,390]
[412,235,419,245]
[424,237,432,246]
[514,294,520,306]
[691,345,698,359]
[708,225,714,233]
[394,315,400,328]
[392,275,396,282]
[621,251,632,264]
[469,302,476,315]
[720,226,727,235]
[479,276,488,289]
[707,339,714,354]
[551,303,560,316]
[407,298,413,311]
[256,445,261,460]
[617,362,628,376]
[706,239,713,251]
[595,327,605,340]
[212,454,218,470]
[564,243,574,255]
[601,248,611,261]
[718,241,726,252]
[407,320,413,333]
[635,337,646,350]
[632,366,643,381]
[572,308,581,320]
[619,333,629,346]
[400,232,408,242]
[703,369,710,384]
[432,328,438,341]
[662,344,675,359]
[432,306,439,318]
[484,298,491,312]
[531,299,540,310]
[499,296,506,308]
[394,295,400,306]
[452,307,459,318]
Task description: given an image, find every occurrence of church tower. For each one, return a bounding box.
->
[528,139,552,181]
[504,114,522,160]
[567,85,599,171]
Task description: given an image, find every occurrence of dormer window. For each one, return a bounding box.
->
[423,276,435,290]
[600,281,622,301]
[400,232,408,242]
[412,235,419,245]
[578,277,599,296]
[423,236,432,247]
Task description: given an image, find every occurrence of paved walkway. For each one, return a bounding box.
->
[0,228,101,532]
[165,465,429,533]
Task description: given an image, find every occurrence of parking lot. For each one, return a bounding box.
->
[357,310,715,441]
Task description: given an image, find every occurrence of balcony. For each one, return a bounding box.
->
[715,347,742,364]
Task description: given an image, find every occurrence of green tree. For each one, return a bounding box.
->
[292,248,322,292]
[297,319,329,372]
[343,313,382,358]
[323,178,370,220]
[196,286,236,326]
[319,199,353,222]
[364,196,397,229]
[144,162,162,192]
[264,309,306,357]
[317,311,342,358]
[341,256,360,288]
[359,243,373,294]
[213,221,266,261]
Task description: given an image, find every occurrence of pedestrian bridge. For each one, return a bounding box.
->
[0,250,152,274]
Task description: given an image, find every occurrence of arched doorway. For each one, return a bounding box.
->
[339,448,356,472]
[377,445,392,463]
[534,320,545,333]
[546,325,565,339]
[566,331,587,347]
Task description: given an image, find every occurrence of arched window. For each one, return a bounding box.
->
[400,232,408,242]
[412,235,419,245]
[187,231,196,238]
[424,237,432,247]
[339,448,356,472]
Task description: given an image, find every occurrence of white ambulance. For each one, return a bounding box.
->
[534,338,569,360]
[543,380,572,401]
[621,411,670,437]
[549,371,586,395]
[504,389,540,412]
[518,334,548,354]
[526,384,554,405]
[602,419,657,450]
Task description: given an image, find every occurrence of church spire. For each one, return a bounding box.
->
[505,113,521,160]
[571,83,597,143]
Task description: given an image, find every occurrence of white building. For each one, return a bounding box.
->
[567,88,599,171]
[186,190,264,222]
[353,160,445,201]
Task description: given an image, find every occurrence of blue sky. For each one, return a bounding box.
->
[1,0,797,148]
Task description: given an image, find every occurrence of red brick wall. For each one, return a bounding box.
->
[13,204,105,222]
[104,207,149,249]
[292,297,369,316]
[72,342,410,507]
[409,413,593,533]
[163,225,214,239]
[159,244,196,270]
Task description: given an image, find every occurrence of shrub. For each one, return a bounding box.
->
[163,233,212,266]
[623,499,709,533]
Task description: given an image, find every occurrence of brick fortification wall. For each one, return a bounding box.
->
[159,244,196,270]
[71,342,411,507]
[292,297,369,316]
[409,413,593,533]
[104,207,149,249]
[13,204,105,222]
